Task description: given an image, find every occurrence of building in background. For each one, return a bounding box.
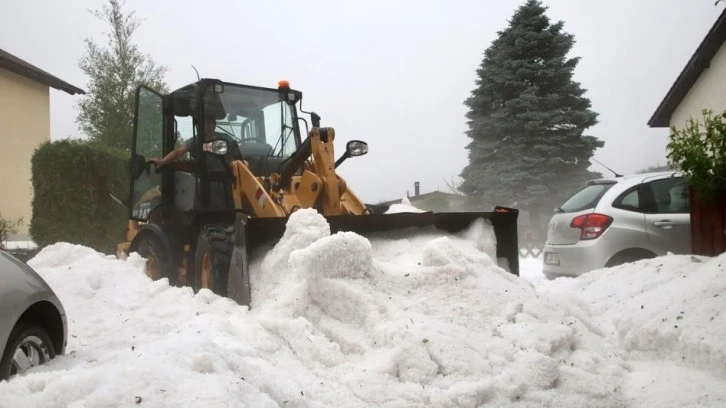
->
[0,49,84,239]
[648,8,726,256]
[648,8,726,130]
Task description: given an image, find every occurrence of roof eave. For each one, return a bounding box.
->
[648,8,726,128]
[0,51,85,96]
[3,63,86,95]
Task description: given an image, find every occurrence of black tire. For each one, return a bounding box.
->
[605,249,656,268]
[194,224,234,296]
[543,272,560,280]
[0,322,56,381]
[136,233,173,285]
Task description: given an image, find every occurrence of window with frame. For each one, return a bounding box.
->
[648,177,690,214]
[174,115,195,160]
[559,182,615,213]
[613,186,641,212]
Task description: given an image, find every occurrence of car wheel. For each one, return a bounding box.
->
[0,322,55,381]
[544,272,565,280]
[605,249,657,268]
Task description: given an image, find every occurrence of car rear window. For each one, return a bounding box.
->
[559,182,615,213]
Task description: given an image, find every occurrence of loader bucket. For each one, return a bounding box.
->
[226,207,519,306]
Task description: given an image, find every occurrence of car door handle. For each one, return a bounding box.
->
[654,220,677,228]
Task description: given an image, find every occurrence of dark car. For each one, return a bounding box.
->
[0,249,67,381]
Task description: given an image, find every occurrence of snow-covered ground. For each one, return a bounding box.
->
[2,241,37,250]
[1,208,725,407]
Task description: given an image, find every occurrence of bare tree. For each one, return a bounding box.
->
[0,213,22,249]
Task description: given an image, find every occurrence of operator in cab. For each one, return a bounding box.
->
[150,112,241,169]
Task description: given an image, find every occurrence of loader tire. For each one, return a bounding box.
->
[137,234,172,284]
[194,224,234,297]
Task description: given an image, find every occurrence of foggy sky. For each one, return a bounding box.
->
[0,0,720,203]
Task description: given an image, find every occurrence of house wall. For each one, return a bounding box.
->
[671,43,726,129]
[0,68,50,239]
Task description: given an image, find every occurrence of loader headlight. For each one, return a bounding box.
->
[203,139,228,155]
[346,140,368,157]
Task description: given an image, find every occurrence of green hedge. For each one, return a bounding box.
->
[29,139,129,254]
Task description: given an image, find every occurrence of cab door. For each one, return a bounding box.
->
[129,86,164,221]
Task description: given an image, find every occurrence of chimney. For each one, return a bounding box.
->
[414,181,420,197]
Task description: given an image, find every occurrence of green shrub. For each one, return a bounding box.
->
[29,139,129,254]
[667,109,726,202]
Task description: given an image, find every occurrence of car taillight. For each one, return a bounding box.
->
[570,213,613,240]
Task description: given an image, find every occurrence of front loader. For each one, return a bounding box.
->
[118,78,519,306]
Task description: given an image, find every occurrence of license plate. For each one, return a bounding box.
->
[544,252,560,266]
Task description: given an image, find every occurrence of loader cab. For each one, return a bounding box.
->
[129,79,303,223]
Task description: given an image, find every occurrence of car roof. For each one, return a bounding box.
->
[592,170,681,206]
[588,170,681,186]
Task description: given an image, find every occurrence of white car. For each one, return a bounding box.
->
[543,171,690,278]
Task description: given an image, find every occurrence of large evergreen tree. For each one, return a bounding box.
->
[460,0,602,232]
[76,0,168,150]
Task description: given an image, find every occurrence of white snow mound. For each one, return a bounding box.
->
[2,210,724,407]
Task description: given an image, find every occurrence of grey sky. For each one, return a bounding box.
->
[0,0,720,203]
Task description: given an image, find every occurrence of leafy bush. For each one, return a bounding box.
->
[29,139,129,254]
[667,109,726,202]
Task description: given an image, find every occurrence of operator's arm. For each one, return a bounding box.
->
[150,145,189,168]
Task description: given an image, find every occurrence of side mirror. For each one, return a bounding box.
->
[129,153,147,179]
[334,140,368,168]
[203,139,228,156]
[346,140,368,157]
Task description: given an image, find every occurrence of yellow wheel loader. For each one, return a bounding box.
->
[118,78,519,306]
